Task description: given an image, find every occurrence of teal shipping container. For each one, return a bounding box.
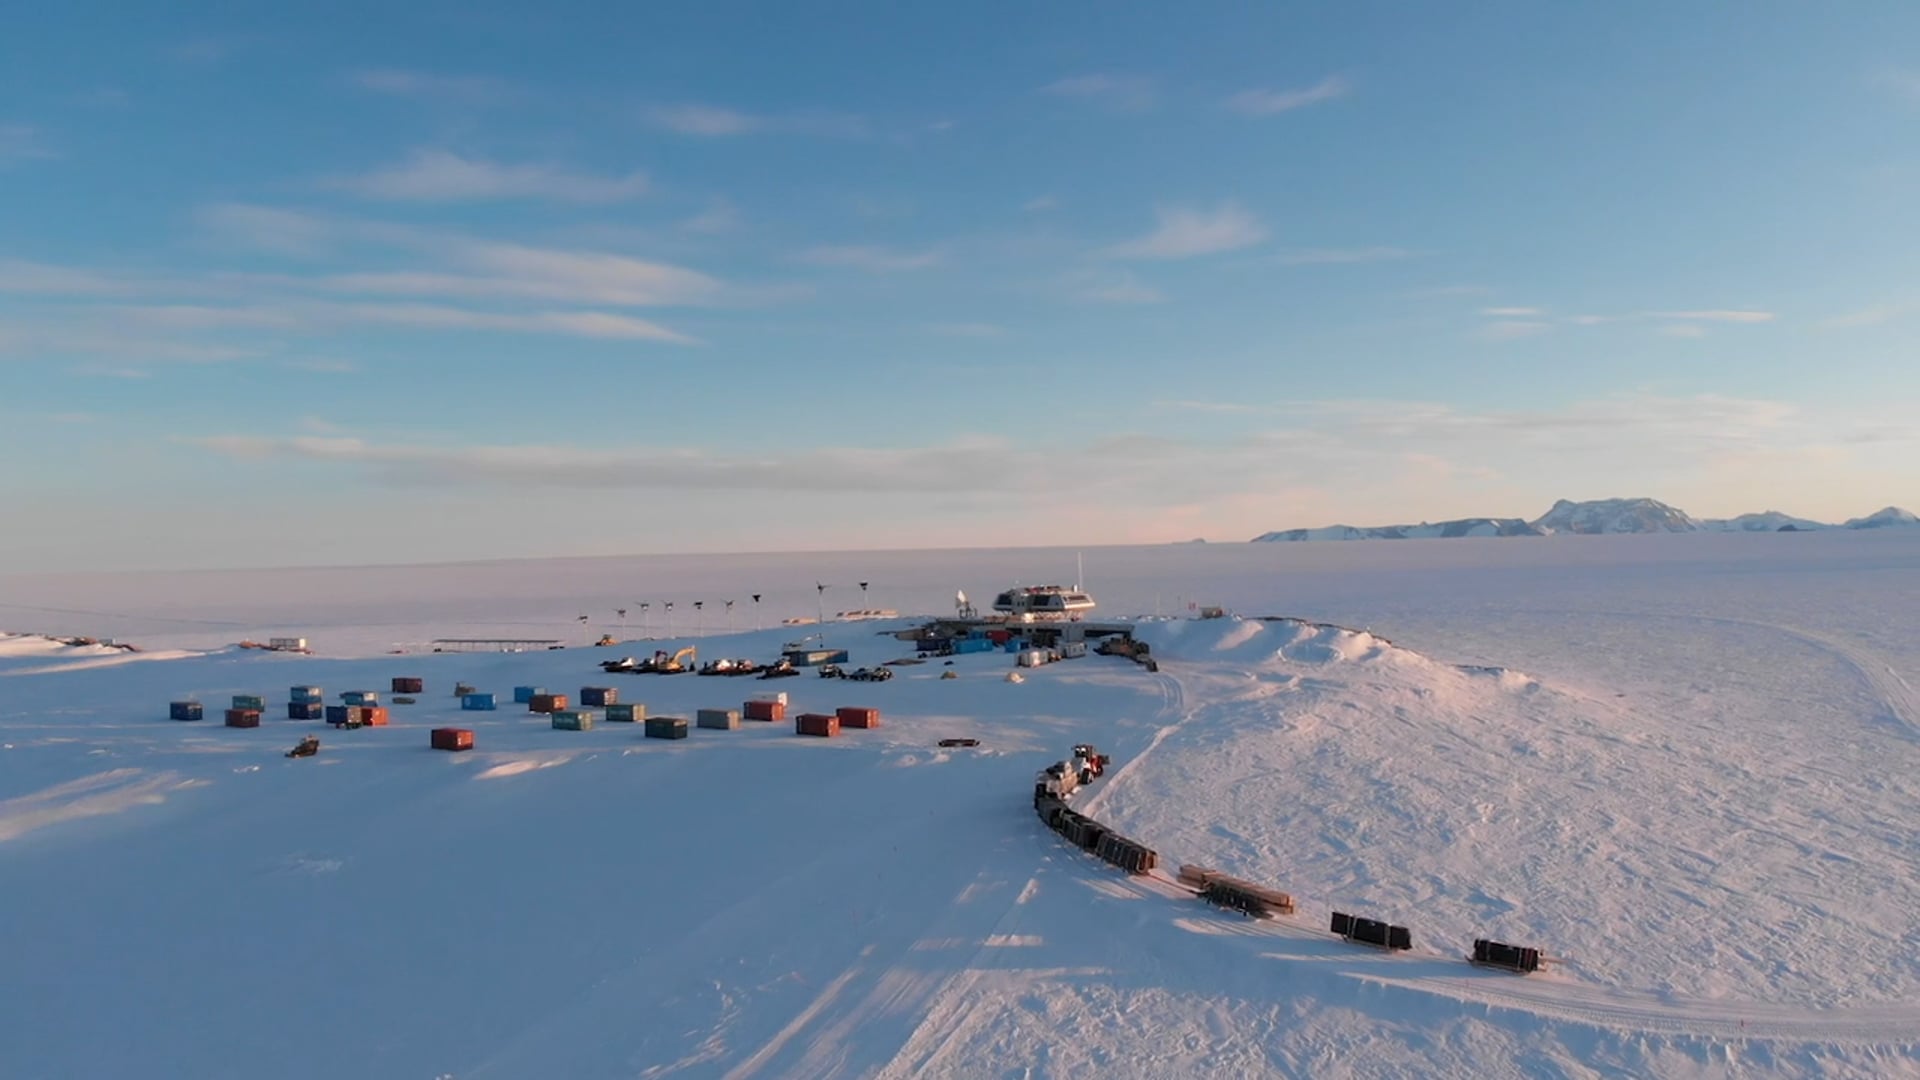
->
[551,710,594,731]
[605,703,645,722]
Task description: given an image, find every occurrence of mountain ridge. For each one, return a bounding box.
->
[1251,498,1918,542]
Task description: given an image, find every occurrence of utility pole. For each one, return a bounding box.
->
[859,581,869,614]
[725,599,735,634]
[815,583,827,630]
[694,601,704,636]
[665,601,674,638]
[639,602,650,638]
[751,594,762,630]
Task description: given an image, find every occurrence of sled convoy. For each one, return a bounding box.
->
[1030,748,1548,975]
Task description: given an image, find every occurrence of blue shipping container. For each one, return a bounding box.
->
[290,686,323,704]
[461,693,497,711]
[170,701,203,721]
[513,686,543,704]
[342,690,379,706]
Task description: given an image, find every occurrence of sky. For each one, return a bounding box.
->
[2,1,1919,572]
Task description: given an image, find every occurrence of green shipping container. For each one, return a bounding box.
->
[696,708,740,730]
[551,710,594,731]
[644,716,689,740]
[605,703,646,722]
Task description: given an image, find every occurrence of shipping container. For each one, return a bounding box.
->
[460,692,497,711]
[1016,650,1047,668]
[325,705,350,725]
[644,716,689,740]
[391,677,424,695]
[225,708,262,728]
[752,691,789,706]
[341,690,380,706]
[1061,641,1088,659]
[551,710,593,731]
[361,707,390,727]
[743,699,786,722]
[795,712,840,737]
[169,701,203,722]
[835,706,880,729]
[580,686,617,707]
[696,708,740,730]
[512,686,544,704]
[528,693,567,714]
[231,694,266,711]
[269,637,307,651]
[605,703,646,722]
[290,686,323,704]
[431,727,474,752]
[288,702,324,721]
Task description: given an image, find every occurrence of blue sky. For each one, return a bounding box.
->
[2,2,1918,570]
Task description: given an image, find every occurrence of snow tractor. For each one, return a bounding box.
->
[1071,743,1109,783]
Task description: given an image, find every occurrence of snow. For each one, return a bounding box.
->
[4,532,1920,1077]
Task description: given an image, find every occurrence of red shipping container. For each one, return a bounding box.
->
[225,708,262,728]
[431,727,474,751]
[529,693,568,714]
[362,707,390,727]
[836,706,880,729]
[988,630,1012,645]
[391,677,424,694]
[744,699,786,722]
[795,712,840,737]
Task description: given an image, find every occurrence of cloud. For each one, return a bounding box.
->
[1022,196,1059,213]
[643,104,870,139]
[114,301,697,343]
[1480,320,1550,341]
[330,240,725,307]
[1066,270,1166,305]
[928,322,1004,338]
[1880,69,1920,103]
[1224,75,1351,116]
[1827,300,1917,328]
[0,259,139,296]
[1106,202,1267,260]
[1274,246,1413,265]
[795,245,942,272]
[1647,309,1773,324]
[1660,324,1707,339]
[0,124,55,167]
[1041,74,1156,111]
[195,203,343,257]
[190,434,1031,494]
[166,37,239,64]
[1480,306,1543,317]
[325,149,649,203]
[348,69,516,104]
[681,199,743,234]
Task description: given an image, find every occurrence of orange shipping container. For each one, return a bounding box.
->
[529,693,568,714]
[744,699,786,722]
[362,707,390,727]
[431,727,474,751]
[795,712,840,738]
[836,706,880,729]
[225,708,262,728]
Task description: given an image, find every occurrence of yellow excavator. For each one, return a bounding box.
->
[645,645,696,674]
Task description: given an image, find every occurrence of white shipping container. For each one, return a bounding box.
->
[269,637,308,651]
[1017,650,1047,668]
[1061,641,1088,658]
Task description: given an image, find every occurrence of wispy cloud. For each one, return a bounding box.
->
[166,37,241,64]
[1041,74,1156,112]
[0,258,139,296]
[1827,299,1916,328]
[795,245,942,272]
[929,322,1004,339]
[1066,270,1165,305]
[348,69,516,104]
[643,103,869,139]
[1878,68,1920,103]
[115,301,697,343]
[1023,196,1059,213]
[324,149,649,203]
[1660,324,1707,339]
[1224,75,1351,116]
[1648,310,1774,324]
[1275,246,1412,265]
[1106,202,1267,260]
[681,199,743,234]
[0,124,55,167]
[1481,306,1544,317]
[196,203,339,257]
[1480,320,1551,341]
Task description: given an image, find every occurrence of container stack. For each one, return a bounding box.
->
[528,693,567,714]
[645,716,689,740]
[836,706,880,730]
[551,710,594,731]
[580,686,618,707]
[696,708,740,731]
[290,686,323,705]
[795,712,840,738]
[392,677,425,695]
[288,701,324,720]
[170,701,203,722]
[232,694,266,712]
[605,703,646,722]
[460,692,497,711]
[744,698,786,722]
[431,727,474,752]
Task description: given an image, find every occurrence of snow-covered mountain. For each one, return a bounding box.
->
[1251,499,1917,541]
[1251,518,1544,542]
[1699,511,1830,532]
[1530,497,1700,535]
[1844,506,1920,529]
